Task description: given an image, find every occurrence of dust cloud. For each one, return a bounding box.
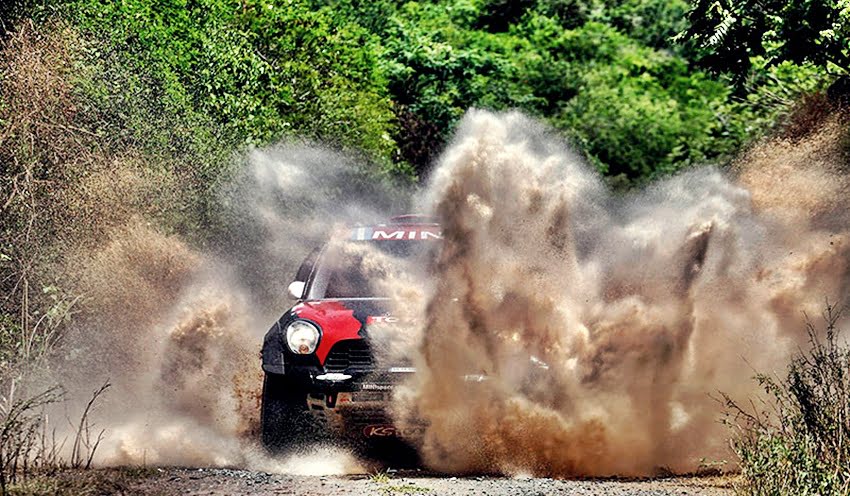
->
[391,110,850,477]
[53,145,399,474]
[51,109,850,479]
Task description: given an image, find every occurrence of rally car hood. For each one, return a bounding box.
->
[290,298,399,364]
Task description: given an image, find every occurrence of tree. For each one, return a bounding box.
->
[681,0,850,82]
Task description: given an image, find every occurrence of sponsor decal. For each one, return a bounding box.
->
[340,224,443,241]
[350,227,442,241]
[367,314,421,327]
[363,425,397,437]
[360,383,393,391]
[367,315,399,324]
[373,230,405,240]
[362,424,426,438]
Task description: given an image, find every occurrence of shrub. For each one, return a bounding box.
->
[64,0,400,170]
[724,303,850,496]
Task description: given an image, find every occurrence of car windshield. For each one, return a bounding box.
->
[308,239,433,299]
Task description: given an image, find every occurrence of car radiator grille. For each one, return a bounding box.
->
[324,339,373,372]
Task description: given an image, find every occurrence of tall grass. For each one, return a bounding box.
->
[0,385,63,493]
[0,381,111,493]
[724,303,850,495]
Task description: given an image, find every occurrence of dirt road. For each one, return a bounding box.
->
[49,467,734,495]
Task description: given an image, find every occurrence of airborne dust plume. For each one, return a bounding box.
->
[52,110,850,477]
[55,146,404,473]
[392,110,850,476]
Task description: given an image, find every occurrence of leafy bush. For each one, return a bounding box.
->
[724,304,850,495]
[64,0,401,170]
[682,0,850,80]
[369,0,827,178]
[548,22,731,177]
[4,0,828,180]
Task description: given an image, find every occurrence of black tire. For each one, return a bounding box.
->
[260,372,320,453]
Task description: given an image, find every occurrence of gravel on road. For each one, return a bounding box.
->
[120,467,734,496]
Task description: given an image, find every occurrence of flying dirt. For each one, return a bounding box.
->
[52,146,403,473]
[393,110,850,476]
[47,110,850,478]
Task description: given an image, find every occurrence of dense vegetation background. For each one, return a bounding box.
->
[0,0,834,184]
[1,0,849,492]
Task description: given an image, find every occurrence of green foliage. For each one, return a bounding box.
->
[65,0,399,169]
[725,304,850,496]
[3,0,826,181]
[577,0,692,50]
[377,1,544,168]
[549,22,732,177]
[370,469,431,494]
[718,58,828,144]
[376,3,810,178]
[681,0,850,80]
[16,0,411,231]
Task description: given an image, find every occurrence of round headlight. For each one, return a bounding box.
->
[285,320,320,354]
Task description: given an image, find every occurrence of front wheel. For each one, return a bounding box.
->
[260,372,320,453]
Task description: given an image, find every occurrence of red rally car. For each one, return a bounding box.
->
[260,215,440,452]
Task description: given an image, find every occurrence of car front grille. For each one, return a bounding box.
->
[324,339,373,373]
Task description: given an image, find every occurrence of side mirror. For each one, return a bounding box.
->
[288,281,306,300]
